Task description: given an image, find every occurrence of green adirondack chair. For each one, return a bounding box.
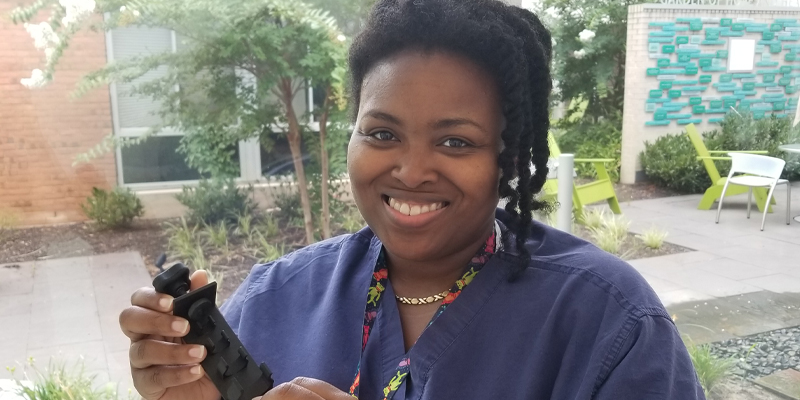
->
[541,133,622,220]
[685,124,773,212]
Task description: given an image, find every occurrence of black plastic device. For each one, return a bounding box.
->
[153,256,274,400]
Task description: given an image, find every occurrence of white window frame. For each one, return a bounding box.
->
[105,23,264,190]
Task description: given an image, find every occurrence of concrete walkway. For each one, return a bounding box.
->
[0,252,151,396]
[619,184,800,307]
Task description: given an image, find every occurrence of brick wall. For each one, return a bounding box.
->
[621,4,800,183]
[0,3,116,226]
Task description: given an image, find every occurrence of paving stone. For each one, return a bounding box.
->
[754,368,800,399]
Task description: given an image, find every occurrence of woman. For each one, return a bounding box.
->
[119,0,704,399]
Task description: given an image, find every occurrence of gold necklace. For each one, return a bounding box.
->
[395,289,450,305]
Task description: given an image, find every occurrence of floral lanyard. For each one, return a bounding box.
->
[349,221,503,399]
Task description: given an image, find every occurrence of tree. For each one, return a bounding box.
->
[12,0,349,244]
[541,0,646,122]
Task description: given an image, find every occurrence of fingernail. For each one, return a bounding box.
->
[172,320,189,334]
[159,297,172,310]
[190,365,202,375]
[188,346,205,359]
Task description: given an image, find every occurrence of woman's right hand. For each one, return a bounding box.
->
[119,270,221,400]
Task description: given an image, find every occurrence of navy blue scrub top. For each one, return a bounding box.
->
[221,209,704,399]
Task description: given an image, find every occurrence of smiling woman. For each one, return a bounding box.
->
[118,0,705,399]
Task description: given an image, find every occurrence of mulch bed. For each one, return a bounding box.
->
[1,182,690,301]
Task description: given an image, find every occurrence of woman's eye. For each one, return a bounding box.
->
[370,131,397,141]
[442,138,470,148]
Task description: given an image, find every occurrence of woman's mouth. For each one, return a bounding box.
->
[383,195,449,216]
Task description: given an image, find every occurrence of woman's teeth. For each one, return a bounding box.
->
[388,197,445,216]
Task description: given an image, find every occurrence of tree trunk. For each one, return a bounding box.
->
[318,87,332,239]
[281,78,315,245]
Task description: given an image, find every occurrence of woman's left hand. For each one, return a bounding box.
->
[254,378,353,400]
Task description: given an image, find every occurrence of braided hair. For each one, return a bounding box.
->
[348,0,552,276]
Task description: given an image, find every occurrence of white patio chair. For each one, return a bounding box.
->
[715,153,791,231]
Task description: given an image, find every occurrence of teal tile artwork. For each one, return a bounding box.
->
[666,114,692,119]
[650,37,674,43]
[709,118,725,123]
[645,17,800,128]
[754,112,766,119]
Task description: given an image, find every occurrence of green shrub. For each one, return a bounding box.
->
[81,187,144,229]
[641,134,709,194]
[555,115,622,182]
[642,113,800,193]
[176,178,254,225]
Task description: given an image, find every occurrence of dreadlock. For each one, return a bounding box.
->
[348,0,553,278]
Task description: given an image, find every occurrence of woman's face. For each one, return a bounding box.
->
[348,50,504,262]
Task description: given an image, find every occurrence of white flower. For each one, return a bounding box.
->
[579,29,596,43]
[600,15,611,24]
[20,69,47,89]
[24,22,59,50]
[337,34,346,42]
[119,5,127,12]
[132,10,140,17]
[573,49,587,59]
[59,0,96,27]
[44,47,55,63]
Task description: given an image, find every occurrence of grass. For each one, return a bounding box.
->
[581,208,606,230]
[164,218,201,261]
[252,232,286,263]
[7,357,131,400]
[235,212,255,241]
[0,209,20,241]
[636,227,669,250]
[686,342,736,397]
[588,214,630,256]
[202,221,230,255]
[339,207,366,233]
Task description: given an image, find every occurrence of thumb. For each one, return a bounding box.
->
[190,270,209,291]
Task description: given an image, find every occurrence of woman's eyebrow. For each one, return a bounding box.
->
[430,118,487,134]
[362,110,404,127]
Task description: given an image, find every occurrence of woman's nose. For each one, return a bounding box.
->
[390,146,438,189]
